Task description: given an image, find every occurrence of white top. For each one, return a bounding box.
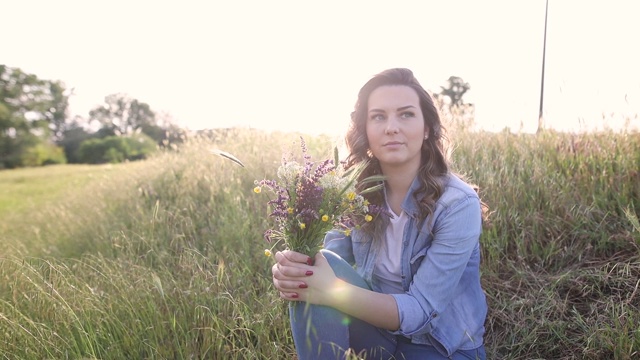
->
[373,207,407,294]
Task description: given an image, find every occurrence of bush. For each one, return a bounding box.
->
[77,133,157,164]
[20,143,67,167]
[58,126,93,163]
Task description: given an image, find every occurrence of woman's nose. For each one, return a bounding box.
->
[385,117,399,134]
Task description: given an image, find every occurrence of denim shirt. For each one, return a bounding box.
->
[324,173,487,356]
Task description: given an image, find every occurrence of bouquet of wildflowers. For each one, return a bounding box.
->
[254,138,383,257]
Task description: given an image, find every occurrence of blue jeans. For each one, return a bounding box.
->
[289,250,486,360]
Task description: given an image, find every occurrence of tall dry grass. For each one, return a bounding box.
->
[450,129,640,358]
[0,127,638,359]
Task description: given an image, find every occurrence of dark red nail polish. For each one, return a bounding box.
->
[291,293,299,298]
[299,283,308,289]
[306,257,314,266]
[305,270,314,276]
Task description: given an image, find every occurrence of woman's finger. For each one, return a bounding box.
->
[273,278,308,292]
[274,263,313,278]
[277,250,314,266]
[279,291,301,301]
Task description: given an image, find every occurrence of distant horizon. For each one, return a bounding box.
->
[3,0,639,135]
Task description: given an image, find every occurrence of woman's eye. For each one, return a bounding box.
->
[370,114,385,121]
[401,112,415,119]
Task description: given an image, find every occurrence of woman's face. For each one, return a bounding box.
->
[365,85,427,173]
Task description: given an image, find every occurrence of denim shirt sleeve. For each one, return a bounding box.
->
[323,230,355,265]
[390,194,482,336]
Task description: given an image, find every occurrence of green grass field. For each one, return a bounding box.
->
[0,128,638,359]
[0,164,113,216]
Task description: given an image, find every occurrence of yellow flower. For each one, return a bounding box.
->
[364,214,373,222]
[299,223,306,229]
[253,186,261,194]
[364,199,370,206]
[321,215,329,222]
[346,192,356,201]
[287,207,294,214]
[264,249,272,257]
[344,229,351,236]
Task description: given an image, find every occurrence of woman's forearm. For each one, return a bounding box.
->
[273,250,401,330]
[324,279,400,331]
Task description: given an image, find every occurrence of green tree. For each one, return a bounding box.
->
[57,117,93,163]
[89,93,156,136]
[141,116,189,147]
[89,96,187,148]
[77,133,157,164]
[46,81,71,140]
[0,65,69,168]
[439,76,470,107]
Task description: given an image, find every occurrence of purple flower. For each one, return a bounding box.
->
[312,159,335,182]
[295,177,323,216]
[264,229,274,243]
[254,137,378,256]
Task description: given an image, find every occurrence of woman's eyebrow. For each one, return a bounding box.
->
[368,105,416,113]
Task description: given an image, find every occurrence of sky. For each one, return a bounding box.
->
[3,0,639,135]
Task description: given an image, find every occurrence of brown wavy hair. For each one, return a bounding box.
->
[345,68,449,227]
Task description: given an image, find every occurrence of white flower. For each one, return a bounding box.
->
[277,161,303,183]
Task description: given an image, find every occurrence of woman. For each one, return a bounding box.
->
[272,68,488,359]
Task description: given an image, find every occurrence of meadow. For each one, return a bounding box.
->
[0,127,638,359]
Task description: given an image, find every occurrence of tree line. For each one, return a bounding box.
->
[0,65,187,169]
[1,65,471,170]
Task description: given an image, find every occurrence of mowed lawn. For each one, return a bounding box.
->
[0,163,136,218]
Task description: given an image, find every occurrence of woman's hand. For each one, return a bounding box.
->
[272,250,401,330]
[271,250,313,301]
[271,250,339,305]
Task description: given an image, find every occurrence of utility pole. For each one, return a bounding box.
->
[537,0,549,133]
